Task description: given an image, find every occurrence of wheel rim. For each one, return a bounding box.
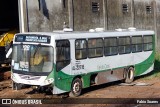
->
[73,82,80,94]
[129,69,133,79]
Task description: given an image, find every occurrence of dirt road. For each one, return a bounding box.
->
[0,73,160,107]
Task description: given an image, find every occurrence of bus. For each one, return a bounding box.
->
[11,28,155,97]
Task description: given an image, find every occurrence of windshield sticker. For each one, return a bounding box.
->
[20,61,29,69]
[14,63,19,70]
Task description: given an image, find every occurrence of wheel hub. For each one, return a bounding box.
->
[73,82,80,93]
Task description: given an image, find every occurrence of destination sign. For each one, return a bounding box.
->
[15,34,51,44]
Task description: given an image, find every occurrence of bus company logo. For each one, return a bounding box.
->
[2,99,11,104]
[22,75,31,80]
[19,74,41,80]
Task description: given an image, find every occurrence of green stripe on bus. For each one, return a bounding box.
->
[54,52,155,92]
[135,52,155,76]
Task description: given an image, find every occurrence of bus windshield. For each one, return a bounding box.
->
[12,44,54,73]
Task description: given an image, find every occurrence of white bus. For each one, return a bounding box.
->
[11,29,155,97]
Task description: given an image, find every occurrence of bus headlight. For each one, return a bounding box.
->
[44,78,54,85]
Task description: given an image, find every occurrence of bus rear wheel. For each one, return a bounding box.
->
[124,67,134,83]
[69,78,82,97]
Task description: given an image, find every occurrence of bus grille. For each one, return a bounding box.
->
[19,74,41,80]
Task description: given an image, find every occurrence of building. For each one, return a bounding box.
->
[1,0,160,49]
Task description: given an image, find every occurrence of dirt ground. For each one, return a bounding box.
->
[0,73,160,107]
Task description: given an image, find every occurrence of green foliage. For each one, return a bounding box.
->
[154,53,160,70]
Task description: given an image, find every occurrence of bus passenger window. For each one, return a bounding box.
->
[75,39,87,60]
[118,37,131,54]
[143,35,153,51]
[56,40,70,71]
[104,38,118,56]
[88,38,103,58]
[132,36,142,53]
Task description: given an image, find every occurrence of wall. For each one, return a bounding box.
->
[24,0,160,49]
[134,0,155,30]
[107,0,134,30]
[156,0,160,50]
[26,0,156,31]
[73,0,104,31]
[27,0,69,32]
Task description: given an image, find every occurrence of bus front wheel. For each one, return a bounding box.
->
[124,67,134,83]
[69,78,82,97]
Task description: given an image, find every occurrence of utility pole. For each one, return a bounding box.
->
[131,0,135,27]
[103,0,107,30]
[18,0,28,32]
[68,0,74,30]
[18,0,25,33]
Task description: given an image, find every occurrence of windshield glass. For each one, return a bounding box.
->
[12,44,54,73]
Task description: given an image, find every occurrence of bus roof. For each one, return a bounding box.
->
[16,29,154,40]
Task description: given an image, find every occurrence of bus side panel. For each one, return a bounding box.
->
[94,68,124,85]
[54,67,73,92]
[81,74,91,88]
[134,35,155,76]
[54,39,73,92]
[54,71,91,91]
[134,51,155,76]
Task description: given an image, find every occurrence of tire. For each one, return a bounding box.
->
[69,78,82,97]
[124,67,134,83]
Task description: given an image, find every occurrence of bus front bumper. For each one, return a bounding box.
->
[11,72,54,86]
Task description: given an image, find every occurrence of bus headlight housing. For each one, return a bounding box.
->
[44,78,54,85]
